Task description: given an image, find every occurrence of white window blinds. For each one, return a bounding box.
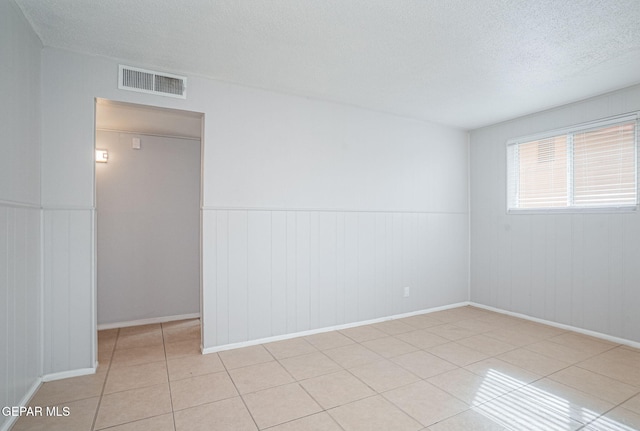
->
[507,115,638,212]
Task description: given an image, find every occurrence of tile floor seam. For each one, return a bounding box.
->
[219,351,262,431]
[381,387,469,429]
[91,328,119,431]
[521,343,613,365]
[161,323,178,431]
[574,361,640,391]
[294,383,342,429]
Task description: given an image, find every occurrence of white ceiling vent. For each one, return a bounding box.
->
[118,65,187,99]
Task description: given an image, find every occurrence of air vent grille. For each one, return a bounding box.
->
[118,65,187,99]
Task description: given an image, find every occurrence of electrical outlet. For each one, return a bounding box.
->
[403,286,410,297]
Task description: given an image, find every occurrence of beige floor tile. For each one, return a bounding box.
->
[483,327,545,347]
[98,330,118,353]
[263,337,318,359]
[242,383,322,429]
[456,334,517,357]
[229,361,294,394]
[391,350,458,379]
[497,347,570,376]
[174,397,257,431]
[548,366,639,404]
[305,331,355,350]
[515,322,567,339]
[324,344,384,369]
[428,310,470,323]
[162,324,201,344]
[98,328,119,340]
[525,378,614,424]
[547,332,618,355]
[94,383,172,430]
[12,396,99,431]
[24,312,640,431]
[578,347,640,387]
[104,361,168,394]
[110,344,166,368]
[29,369,107,406]
[167,352,225,381]
[340,325,388,342]
[161,318,200,330]
[621,345,640,355]
[396,329,450,350]
[428,342,490,367]
[473,313,523,327]
[300,370,376,409]
[397,314,444,329]
[349,359,420,393]
[373,320,416,335]
[425,324,478,341]
[279,351,342,380]
[164,338,201,360]
[453,318,504,334]
[383,380,468,427]
[443,307,490,320]
[524,339,594,364]
[116,330,165,350]
[119,323,162,336]
[170,371,238,411]
[428,367,517,406]
[596,346,640,366]
[329,395,422,431]
[621,393,640,415]
[464,357,542,386]
[362,336,418,358]
[266,412,343,431]
[475,390,583,431]
[218,345,274,370]
[96,413,175,431]
[98,348,114,366]
[427,409,508,431]
[584,407,640,431]
[455,306,493,319]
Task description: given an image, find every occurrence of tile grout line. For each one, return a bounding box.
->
[218,348,263,430]
[161,322,178,431]
[91,328,119,431]
[579,389,640,430]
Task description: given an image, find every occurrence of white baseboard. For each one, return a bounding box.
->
[202,302,469,354]
[0,378,42,431]
[97,313,200,330]
[470,302,640,350]
[42,367,96,382]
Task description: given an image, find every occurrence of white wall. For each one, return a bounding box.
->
[40,47,468,370]
[470,84,640,343]
[96,131,200,325]
[0,1,42,430]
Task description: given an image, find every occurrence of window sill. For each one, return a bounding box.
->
[507,206,638,215]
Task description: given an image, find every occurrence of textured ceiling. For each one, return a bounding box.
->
[14,0,640,129]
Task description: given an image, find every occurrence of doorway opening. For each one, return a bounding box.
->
[94,99,204,353]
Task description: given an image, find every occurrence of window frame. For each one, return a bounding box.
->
[506,113,639,214]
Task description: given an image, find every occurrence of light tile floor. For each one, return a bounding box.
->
[13,306,640,430]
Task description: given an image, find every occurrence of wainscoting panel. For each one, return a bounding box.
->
[42,208,95,375]
[0,203,40,426]
[202,208,468,350]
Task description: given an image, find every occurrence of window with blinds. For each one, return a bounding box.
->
[507,115,638,212]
